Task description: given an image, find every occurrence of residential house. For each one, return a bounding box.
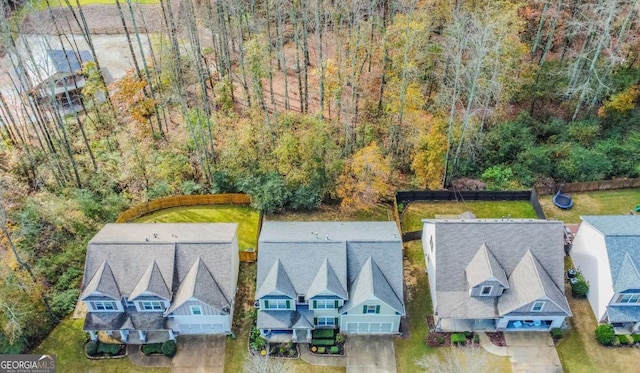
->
[20,49,93,105]
[570,215,640,333]
[79,223,239,344]
[422,219,571,332]
[255,221,405,343]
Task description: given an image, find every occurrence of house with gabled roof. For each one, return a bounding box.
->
[255,221,405,343]
[570,215,640,333]
[79,223,239,343]
[422,219,571,332]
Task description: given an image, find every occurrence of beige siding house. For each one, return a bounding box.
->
[79,223,239,343]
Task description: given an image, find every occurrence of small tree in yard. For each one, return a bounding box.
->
[595,324,616,346]
[244,352,294,373]
[416,346,489,373]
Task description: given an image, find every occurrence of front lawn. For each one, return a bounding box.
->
[402,201,537,232]
[539,188,640,223]
[33,318,168,373]
[556,257,640,372]
[135,205,260,250]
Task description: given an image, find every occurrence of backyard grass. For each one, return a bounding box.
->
[540,188,640,223]
[33,318,169,373]
[268,203,393,222]
[135,205,260,250]
[402,200,537,232]
[556,256,640,372]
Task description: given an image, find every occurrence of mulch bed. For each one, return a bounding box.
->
[426,332,453,347]
[486,332,506,347]
[426,315,436,331]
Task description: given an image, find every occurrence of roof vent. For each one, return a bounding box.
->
[325,235,329,240]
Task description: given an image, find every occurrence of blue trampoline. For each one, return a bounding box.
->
[553,190,573,210]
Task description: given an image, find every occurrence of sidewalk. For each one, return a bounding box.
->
[299,345,346,367]
[478,332,510,357]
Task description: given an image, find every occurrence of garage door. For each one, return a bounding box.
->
[177,323,224,334]
[346,322,393,334]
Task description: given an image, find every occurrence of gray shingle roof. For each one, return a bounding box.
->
[607,305,640,323]
[257,309,314,330]
[497,250,571,316]
[129,260,172,301]
[306,258,348,300]
[465,244,509,289]
[256,222,404,313]
[90,223,238,244]
[423,219,568,319]
[255,258,297,299]
[81,261,121,300]
[341,257,404,314]
[582,216,640,293]
[166,258,230,314]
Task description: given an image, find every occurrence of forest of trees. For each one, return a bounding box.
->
[0,0,639,353]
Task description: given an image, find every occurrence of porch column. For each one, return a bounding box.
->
[89,331,98,341]
[121,330,129,343]
[292,331,298,343]
[138,330,146,343]
[168,330,176,341]
[306,329,311,342]
[633,322,640,333]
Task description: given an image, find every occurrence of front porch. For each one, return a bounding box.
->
[437,318,496,332]
[90,330,174,344]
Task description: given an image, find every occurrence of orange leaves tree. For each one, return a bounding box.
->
[336,143,394,211]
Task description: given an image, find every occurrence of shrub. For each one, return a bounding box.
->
[312,339,335,346]
[632,334,640,343]
[312,329,335,339]
[436,336,445,345]
[98,343,122,356]
[162,340,177,357]
[317,347,326,354]
[335,333,346,344]
[250,336,266,351]
[330,346,340,354]
[571,272,589,298]
[464,331,473,339]
[289,348,297,357]
[451,333,466,345]
[279,345,288,354]
[618,334,630,345]
[473,334,480,344]
[551,328,564,340]
[595,324,616,346]
[85,341,98,356]
[311,346,317,353]
[142,343,163,355]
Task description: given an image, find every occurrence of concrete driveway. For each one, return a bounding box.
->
[505,332,563,373]
[172,335,226,373]
[345,335,397,373]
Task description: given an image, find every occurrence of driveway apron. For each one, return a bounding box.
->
[171,335,226,373]
[345,335,397,373]
[505,332,563,373]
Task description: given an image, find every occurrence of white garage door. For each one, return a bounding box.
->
[346,322,393,334]
[178,323,224,334]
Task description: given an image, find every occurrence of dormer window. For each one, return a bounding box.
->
[313,299,338,309]
[139,301,163,311]
[297,295,306,304]
[618,294,640,304]
[190,305,202,315]
[481,286,492,296]
[91,301,117,311]
[532,301,545,312]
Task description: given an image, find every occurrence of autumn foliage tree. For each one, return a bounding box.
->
[336,143,394,211]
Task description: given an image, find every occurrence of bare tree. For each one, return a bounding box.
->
[244,350,295,373]
[415,347,491,373]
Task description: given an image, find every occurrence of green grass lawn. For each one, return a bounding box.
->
[402,201,537,232]
[540,188,640,223]
[134,205,260,250]
[33,318,169,373]
[268,203,393,222]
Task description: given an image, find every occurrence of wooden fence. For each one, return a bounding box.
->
[116,194,251,223]
[536,177,640,195]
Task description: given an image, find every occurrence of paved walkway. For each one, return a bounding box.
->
[345,335,397,373]
[171,335,226,373]
[300,345,346,367]
[128,345,172,368]
[480,332,563,373]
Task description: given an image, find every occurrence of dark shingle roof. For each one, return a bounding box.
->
[465,243,509,289]
[342,257,404,314]
[306,258,348,300]
[423,219,568,319]
[166,258,230,314]
[81,261,121,300]
[255,258,297,299]
[129,260,172,301]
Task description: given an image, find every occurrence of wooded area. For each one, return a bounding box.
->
[0,0,639,353]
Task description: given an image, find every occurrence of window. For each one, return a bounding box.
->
[619,294,640,304]
[91,301,117,311]
[313,299,338,309]
[481,286,493,295]
[365,305,379,314]
[140,301,163,311]
[315,317,336,326]
[264,299,290,309]
[531,301,545,312]
[124,297,135,307]
[190,305,202,315]
[297,295,306,304]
